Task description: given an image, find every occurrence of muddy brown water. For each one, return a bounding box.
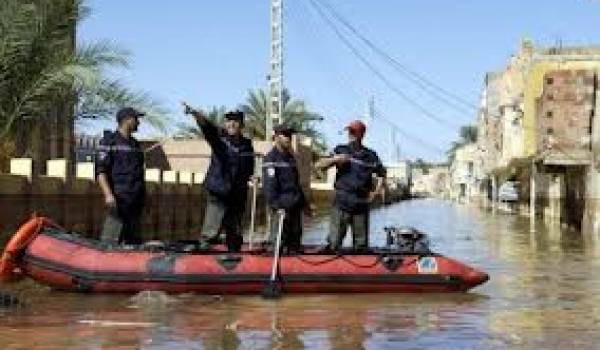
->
[1,199,600,349]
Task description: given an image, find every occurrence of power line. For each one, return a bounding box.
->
[285,1,361,126]
[314,0,478,114]
[372,107,447,155]
[289,0,454,159]
[307,0,460,130]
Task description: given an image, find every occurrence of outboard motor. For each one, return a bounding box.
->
[384,226,431,254]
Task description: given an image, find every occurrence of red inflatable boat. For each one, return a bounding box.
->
[0,217,488,294]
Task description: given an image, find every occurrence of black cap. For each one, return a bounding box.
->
[224,110,244,123]
[116,107,145,124]
[273,123,296,136]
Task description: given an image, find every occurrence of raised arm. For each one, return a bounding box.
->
[183,102,226,156]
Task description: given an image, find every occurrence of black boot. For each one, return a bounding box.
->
[225,233,243,253]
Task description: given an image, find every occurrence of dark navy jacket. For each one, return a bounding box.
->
[332,142,386,213]
[263,147,306,210]
[96,131,145,203]
[198,118,254,200]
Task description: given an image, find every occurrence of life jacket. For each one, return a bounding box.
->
[262,147,305,210]
[96,131,145,200]
[204,134,254,199]
[333,143,384,213]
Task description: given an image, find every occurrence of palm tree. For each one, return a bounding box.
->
[414,158,431,174]
[459,125,478,144]
[0,0,169,165]
[446,124,478,163]
[240,88,327,153]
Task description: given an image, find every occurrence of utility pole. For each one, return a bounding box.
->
[389,129,395,163]
[265,0,284,243]
[530,157,537,232]
[267,0,284,140]
[388,129,402,164]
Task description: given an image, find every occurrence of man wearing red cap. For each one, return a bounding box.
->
[316,120,386,251]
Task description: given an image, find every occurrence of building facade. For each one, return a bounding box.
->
[449,144,480,203]
[474,39,600,230]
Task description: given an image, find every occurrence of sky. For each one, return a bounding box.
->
[78,0,600,163]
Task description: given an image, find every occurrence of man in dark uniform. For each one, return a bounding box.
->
[96,107,146,245]
[183,103,254,252]
[316,120,386,251]
[262,124,310,253]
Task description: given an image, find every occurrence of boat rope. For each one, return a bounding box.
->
[294,254,382,268]
[340,255,382,268]
[293,255,342,266]
[294,253,422,269]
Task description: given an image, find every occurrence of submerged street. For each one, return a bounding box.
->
[1,199,600,349]
[4,1,600,349]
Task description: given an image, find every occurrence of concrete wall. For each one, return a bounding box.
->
[385,161,412,187]
[523,58,600,155]
[536,70,595,154]
[0,158,268,246]
[450,144,481,202]
[474,40,600,231]
[143,137,314,199]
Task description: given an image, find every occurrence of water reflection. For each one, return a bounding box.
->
[0,293,491,349]
[2,199,600,349]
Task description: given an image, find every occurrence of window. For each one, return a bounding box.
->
[547,128,554,135]
[546,77,554,85]
[547,93,554,101]
[546,111,553,118]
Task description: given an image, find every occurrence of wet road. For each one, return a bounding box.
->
[2,199,600,349]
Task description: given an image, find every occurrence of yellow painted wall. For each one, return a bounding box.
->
[523,60,600,156]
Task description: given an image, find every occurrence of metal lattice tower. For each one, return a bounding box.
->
[267,0,284,140]
[363,95,375,144]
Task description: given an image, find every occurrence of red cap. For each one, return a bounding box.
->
[345,120,366,137]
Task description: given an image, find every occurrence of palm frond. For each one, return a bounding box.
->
[0,0,170,140]
[239,88,327,152]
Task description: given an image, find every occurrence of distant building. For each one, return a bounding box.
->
[450,144,479,203]
[74,131,108,163]
[411,165,449,198]
[473,39,600,229]
[385,161,411,188]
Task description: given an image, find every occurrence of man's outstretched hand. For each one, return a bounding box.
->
[182,102,202,118]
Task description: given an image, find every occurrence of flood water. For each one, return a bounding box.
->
[2,199,600,349]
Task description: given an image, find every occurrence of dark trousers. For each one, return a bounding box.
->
[268,207,303,252]
[327,207,369,250]
[201,192,245,251]
[100,199,143,245]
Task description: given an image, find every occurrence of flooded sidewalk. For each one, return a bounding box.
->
[2,199,600,349]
